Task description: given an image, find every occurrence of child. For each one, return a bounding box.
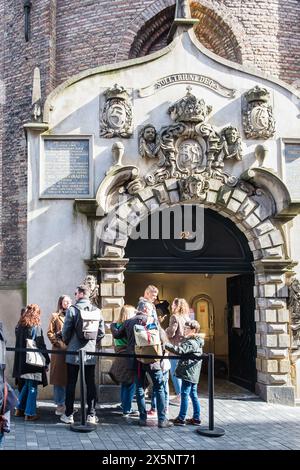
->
[165,320,204,426]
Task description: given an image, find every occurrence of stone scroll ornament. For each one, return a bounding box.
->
[100,84,133,138]
[134,86,242,200]
[242,85,275,139]
[288,278,300,349]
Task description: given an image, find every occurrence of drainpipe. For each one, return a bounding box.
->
[24,0,32,42]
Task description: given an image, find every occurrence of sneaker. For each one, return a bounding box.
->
[86,415,99,424]
[55,405,65,416]
[123,410,139,417]
[172,417,186,426]
[147,409,157,418]
[25,415,39,421]
[158,419,174,428]
[186,418,201,426]
[60,413,74,424]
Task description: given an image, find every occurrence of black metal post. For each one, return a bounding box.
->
[70,350,96,433]
[197,353,225,437]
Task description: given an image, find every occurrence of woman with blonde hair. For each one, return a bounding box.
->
[47,295,72,416]
[13,304,50,421]
[165,298,191,401]
[110,305,137,416]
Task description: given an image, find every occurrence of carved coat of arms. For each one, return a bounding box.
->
[135,87,241,200]
[100,84,133,138]
[242,86,275,139]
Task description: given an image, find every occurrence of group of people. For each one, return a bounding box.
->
[110,285,204,427]
[9,282,204,429]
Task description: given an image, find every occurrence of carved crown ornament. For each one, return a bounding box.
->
[131,87,243,201]
[242,85,275,140]
[100,84,133,138]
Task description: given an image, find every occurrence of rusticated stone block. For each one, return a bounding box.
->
[267,323,287,334]
[102,308,113,322]
[227,198,241,213]
[268,348,288,358]
[279,360,290,373]
[269,374,288,385]
[100,283,113,296]
[102,297,124,308]
[261,334,277,347]
[261,359,278,373]
[278,334,290,347]
[256,358,262,371]
[277,309,290,322]
[231,188,248,203]
[260,309,277,322]
[255,334,261,346]
[113,283,125,297]
[103,245,124,258]
[102,272,124,283]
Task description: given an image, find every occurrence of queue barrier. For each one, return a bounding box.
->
[6,346,225,437]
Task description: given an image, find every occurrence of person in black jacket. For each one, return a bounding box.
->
[111,309,173,428]
[13,304,50,421]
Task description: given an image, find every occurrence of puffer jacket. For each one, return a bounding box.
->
[165,335,204,384]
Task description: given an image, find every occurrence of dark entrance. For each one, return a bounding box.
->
[125,206,256,391]
[227,274,257,391]
[126,207,253,273]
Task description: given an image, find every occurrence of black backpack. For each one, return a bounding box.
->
[74,304,102,340]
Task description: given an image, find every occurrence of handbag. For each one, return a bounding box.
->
[26,328,46,368]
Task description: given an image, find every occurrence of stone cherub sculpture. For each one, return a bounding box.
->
[139,124,161,160]
[213,126,243,168]
[83,274,101,308]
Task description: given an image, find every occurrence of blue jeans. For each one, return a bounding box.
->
[178,380,200,421]
[170,358,181,395]
[53,385,65,406]
[151,371,169,411]
[17,379,38,416]
[121,382,135,414]
[135,367,166,422]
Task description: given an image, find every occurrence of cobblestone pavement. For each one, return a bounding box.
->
[2,393,300,451]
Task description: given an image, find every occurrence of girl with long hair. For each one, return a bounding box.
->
[47,295,72,416]
[13,304,50,421]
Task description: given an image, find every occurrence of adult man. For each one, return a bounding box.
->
[137,285,159,321]
[61,285,105,424]
[111,303,173,428]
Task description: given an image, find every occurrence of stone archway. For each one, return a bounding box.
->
[76,162,297,405]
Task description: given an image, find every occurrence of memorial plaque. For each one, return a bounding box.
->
[285,143,300,200]
[41,139,91,198]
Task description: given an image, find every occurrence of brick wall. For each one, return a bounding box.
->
[0,0,299,282]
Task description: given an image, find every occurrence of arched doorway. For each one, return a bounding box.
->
[124,206,256,391]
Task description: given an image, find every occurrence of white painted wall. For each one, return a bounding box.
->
[27,29,300,339]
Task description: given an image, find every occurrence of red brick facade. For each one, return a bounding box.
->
[0,0,299,282]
